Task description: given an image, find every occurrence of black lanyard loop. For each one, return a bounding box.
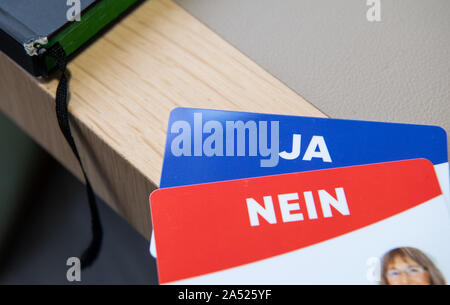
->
[47,43,103,269]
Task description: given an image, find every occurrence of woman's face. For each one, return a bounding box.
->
[386,254,431,285]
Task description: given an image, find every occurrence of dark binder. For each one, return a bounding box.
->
[0,0,143,268]
[0,0,141,77]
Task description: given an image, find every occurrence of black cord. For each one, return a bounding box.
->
[47,43,103,269]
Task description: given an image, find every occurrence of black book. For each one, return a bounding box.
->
[0,0,141,77]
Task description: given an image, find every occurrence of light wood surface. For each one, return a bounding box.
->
[0,0,325,240]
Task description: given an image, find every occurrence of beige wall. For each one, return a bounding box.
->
[175,0,450,156]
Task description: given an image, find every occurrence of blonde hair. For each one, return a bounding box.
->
[381,247,446,285]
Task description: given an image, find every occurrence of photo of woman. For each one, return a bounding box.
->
[381,247,446,285]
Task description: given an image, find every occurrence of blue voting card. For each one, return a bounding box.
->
[150,107,449,257]
[161,107,448,192]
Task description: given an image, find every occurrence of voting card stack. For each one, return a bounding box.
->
[149,108,450,285]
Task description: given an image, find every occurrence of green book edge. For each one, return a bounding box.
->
[42,0,140,74]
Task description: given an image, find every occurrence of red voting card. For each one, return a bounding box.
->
[150,159,450,284]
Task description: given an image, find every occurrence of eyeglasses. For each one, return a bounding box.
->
[387,266,426,278]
